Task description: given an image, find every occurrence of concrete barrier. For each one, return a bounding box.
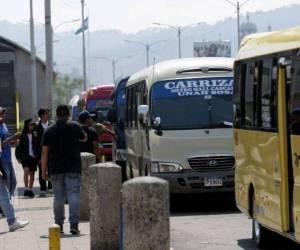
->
[122,177,170,250]
[89,163,122,250]
[79,152,96,220]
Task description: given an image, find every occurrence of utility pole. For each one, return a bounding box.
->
[45,0,53,112]
[29,0,37,118]
[81,0,87,90]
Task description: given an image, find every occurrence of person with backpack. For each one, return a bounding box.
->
[15,119,39,198]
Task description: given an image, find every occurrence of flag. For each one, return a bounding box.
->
[75,17,88,35]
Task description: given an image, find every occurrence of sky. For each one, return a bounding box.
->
[0,0,299,33]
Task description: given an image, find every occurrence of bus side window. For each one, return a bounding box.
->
[254,60,263,127]
[126,89,132,127]
[132,86,138,128]
[234,63,246,127]
[244,62,255,126]
[260,58,274,130]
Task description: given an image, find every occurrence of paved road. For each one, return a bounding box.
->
[170,194,300,250]
[1,154,299,249]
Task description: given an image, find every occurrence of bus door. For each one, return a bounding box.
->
[137,81,149,175]
[288,55,300,239]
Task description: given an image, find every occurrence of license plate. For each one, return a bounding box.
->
[204,177,223,187]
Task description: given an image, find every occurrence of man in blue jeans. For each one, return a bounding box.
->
[0,132,29,231]
[0,107,17,196]
[42,105,87,234]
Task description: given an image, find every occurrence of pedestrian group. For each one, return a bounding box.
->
[0,105,115,234]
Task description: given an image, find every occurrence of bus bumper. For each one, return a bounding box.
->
[151,170,234,194]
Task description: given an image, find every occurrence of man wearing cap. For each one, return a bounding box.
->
[78,111,101,161]
[0,107,19,196]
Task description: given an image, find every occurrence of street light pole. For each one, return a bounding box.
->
[146,44,150,67]
[29,0,37,118]
[45,0,53,112]
[92,56,132,84]
[125,39,167,66]
[112,59,116,83]
[224,0,251,48]
[81,0,87,90]
[178,27,182,58]
[237,1,240,46]
[153,22,202,58]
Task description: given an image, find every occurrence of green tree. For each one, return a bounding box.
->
[53,73,83,106]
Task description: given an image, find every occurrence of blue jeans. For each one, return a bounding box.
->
[0,177,16,226]
[2,160,17,196]
[50,173,81,225]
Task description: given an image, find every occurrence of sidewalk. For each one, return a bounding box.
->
[0,156,90,250]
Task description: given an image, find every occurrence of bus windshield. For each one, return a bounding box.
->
[151,77,233,130]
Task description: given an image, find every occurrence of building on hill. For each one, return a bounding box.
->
[0,35,52,130]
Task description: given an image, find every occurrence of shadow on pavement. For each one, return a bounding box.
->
[16,187,41,197]
[170,192,238,216]
[237,233,300,250]
[40,233,87,239]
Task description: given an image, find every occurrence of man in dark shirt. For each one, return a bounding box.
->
[36,108,54,196]
[78,111,100,161]
[41,105,87,235]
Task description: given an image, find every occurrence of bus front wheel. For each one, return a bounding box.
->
[252,195,269,248]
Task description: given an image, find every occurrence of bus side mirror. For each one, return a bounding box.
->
[138,105,149,124]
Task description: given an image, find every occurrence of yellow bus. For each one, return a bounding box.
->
[234,26,300,247]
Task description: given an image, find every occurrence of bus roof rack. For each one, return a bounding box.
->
[177,67,233,74]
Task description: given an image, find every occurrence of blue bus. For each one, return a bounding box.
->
[110,76,129,181]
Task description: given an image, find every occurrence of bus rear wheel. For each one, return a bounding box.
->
[252,195,269,248]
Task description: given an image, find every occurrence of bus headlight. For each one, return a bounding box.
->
[150,162,183,173]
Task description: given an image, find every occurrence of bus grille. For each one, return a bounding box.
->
[188,156,235,172]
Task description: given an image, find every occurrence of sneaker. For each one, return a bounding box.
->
[23,190,29,197]
[28,190,35,198]
[48,189,53,194]
[70,223,80,235]
[9,220,29,232]
[39,191,46,197]
[58,224,64,234]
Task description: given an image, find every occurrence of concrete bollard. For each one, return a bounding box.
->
[49,224,60,250]
[79,152,96,220]
[122,177,170,250]
[89,163,122,250]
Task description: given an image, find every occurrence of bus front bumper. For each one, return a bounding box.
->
[151,170,234,194]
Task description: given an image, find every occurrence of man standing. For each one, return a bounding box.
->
[78,111,101,161]
[0,107,18,196]
[42,105,87,234]
[36,108,53,196]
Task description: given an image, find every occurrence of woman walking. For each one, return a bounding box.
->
[16,119,39,198]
